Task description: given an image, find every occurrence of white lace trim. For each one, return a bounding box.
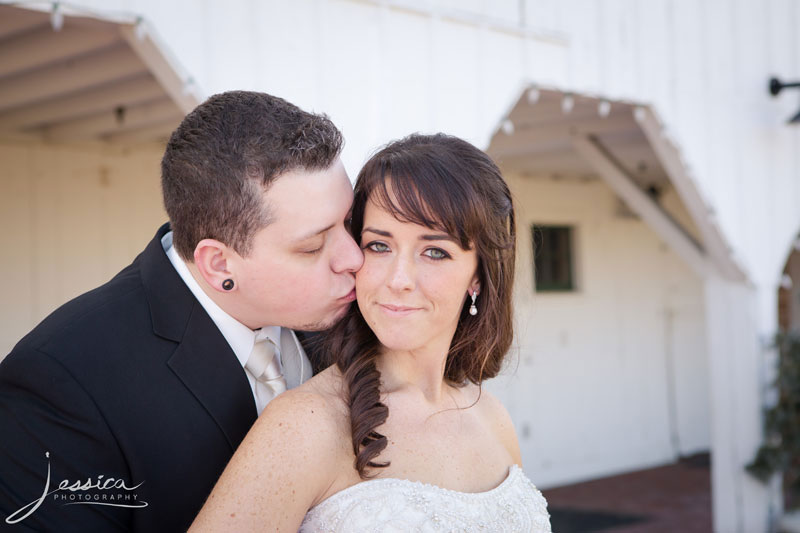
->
[299,465,552,532]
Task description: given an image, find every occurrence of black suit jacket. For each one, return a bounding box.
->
[0,223,284,532]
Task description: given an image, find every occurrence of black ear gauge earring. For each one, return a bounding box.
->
[222,279,235,291]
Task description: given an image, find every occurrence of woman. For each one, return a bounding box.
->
[190,134,552,531]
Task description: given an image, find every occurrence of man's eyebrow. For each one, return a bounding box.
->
[295,223,335,242]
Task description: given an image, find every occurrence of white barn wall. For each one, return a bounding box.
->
[705,278,772,532]
[63,0,569,170]
[486,174,710,488]
[65,0,796,282]
[562,0,800,284]
[0,141,166,355]
[4,0,799,528]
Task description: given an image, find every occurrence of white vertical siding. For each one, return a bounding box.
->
[705,278,772,532]
[4,1,799,529]
[0,141,165,355]
[487,175,709,488]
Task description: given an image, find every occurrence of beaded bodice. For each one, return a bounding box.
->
[299,465,551,532]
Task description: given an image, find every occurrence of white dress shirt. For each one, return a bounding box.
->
[161,231,284,414]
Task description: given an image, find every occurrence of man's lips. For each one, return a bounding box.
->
[338,289,356,302]
[378,303,421,317]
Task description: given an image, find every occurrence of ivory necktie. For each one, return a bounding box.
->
[245,334,287,410]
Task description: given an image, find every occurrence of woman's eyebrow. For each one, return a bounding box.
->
[362,227,391,237]
[420,234,457,243]
[363,227,457,244]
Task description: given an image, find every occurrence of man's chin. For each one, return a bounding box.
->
[294,301,353,332]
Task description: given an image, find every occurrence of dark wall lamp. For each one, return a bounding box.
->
[769,77,800,124]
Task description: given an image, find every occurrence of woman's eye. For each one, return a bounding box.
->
[424,248,450,260]
[365,242,390,253]
[303,246,323,255]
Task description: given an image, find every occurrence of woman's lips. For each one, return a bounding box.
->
[378,303,421,317]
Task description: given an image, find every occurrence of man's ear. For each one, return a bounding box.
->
[193,239,237,292]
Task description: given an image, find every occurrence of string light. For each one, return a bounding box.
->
[182,77,196,96]
[527,87,540,105]
[134,17,147,40]
[561,95,574,114]
[50,2,64,31]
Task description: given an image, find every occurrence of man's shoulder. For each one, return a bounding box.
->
[9,225,178,361]
[0,257,156,423]
[7,253,154,370]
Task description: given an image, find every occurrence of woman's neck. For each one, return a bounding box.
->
[375,343,454,404]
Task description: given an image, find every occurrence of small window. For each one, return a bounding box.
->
[532,225,575,292]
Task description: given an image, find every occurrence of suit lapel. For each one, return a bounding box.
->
[280,328,313,389]
[140,223,257,451]
[167,303,257,450]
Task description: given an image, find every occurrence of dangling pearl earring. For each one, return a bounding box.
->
[469,291,478,316]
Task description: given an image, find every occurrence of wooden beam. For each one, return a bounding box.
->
[490,114,640,160]
[0,75,164,131]
[0,24,121,79]
[0,6,47,40]
[520,112,638,136]
[511,100,632,127]
[42,99,181,141]
[636,108,748,282]
[120,24,201,113]
[572,134,715,278]
[0,46,147,112]
[490,102,644,157]
[489,136,573,160]
[104,120,180,144]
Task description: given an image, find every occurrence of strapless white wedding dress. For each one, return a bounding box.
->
[299,465,551,532]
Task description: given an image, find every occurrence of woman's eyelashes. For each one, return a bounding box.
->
[423,247,451,260]
[364,241,389,253]
[363,241,451,260]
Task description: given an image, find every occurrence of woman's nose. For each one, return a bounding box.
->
[388,255,415,292]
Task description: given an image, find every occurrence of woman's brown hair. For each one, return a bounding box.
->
[321,133,516,478]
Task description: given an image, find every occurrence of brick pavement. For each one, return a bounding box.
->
[540,453,712,532]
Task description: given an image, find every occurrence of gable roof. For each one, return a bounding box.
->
[489,86,747,283]
[0,3,202,144]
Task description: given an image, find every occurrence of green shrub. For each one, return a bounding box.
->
[747,333,800,509]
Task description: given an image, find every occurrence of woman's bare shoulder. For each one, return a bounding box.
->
[257,365,349,440]
[189,368,352,531]
[474,386,523,465]
[286,364,349,414]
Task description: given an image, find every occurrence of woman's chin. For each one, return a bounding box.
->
[372,332,421,353]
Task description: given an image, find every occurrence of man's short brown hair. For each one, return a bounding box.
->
[161,90,344,260]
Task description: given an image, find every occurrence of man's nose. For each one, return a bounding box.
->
[331,230,364,274]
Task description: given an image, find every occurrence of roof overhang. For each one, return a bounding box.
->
[488,86,748,283]
[0,3,202,145]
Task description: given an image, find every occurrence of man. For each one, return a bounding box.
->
[0,91,363,531]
